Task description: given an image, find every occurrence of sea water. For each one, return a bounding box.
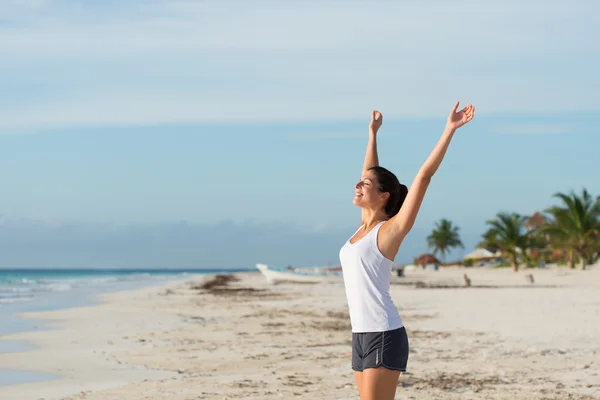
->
[0,267,251,386]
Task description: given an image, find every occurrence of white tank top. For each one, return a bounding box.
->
[339,221,403,333]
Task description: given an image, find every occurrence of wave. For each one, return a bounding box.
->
[0,268,226,309]
[0,271,200,307]
[0,296,33,305]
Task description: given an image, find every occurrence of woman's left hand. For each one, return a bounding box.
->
[446,102,475,131]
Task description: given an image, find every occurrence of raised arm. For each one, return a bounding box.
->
[388,102,475,241]
[362,110,382,173]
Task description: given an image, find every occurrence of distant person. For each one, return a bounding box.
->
[339,102,475,400]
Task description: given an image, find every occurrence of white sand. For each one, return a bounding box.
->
[1,266,599,399]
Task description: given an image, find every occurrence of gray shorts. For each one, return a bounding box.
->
[351,326,409,372]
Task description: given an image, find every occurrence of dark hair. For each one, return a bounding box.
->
[368,166,408,218]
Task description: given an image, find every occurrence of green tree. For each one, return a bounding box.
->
[484,212,529,272]
[477,229,500,253]
[539,189,600,269]
[427,219,464,263]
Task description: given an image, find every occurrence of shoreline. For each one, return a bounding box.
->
[0,267,599,399]
[0,268,253,359]
[0,276,195,399]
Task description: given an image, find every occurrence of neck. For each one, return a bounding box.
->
[360,208,388,228]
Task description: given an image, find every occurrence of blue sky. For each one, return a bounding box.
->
[0,0,598,267]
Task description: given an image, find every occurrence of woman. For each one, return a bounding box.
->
[339,101,475,400]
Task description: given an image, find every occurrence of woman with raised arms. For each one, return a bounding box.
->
[339,102,475,400]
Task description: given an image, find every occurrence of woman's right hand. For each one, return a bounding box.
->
[369,110,383,134]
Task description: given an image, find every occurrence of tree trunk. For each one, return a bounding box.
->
[579,250,587,270]
[568,248,575,269]
[511,254,518,272]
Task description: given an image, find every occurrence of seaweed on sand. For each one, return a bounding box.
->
[191,274,281,298]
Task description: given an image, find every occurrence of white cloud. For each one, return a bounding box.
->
[288,132,366,141]
[0,218,355,267]
[491,124,573,135]
[312,221,329,233]
[0,0,598,131]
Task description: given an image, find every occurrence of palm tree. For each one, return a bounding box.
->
[484,212,529,272]
[427,219,464,263]
[526,211,551,264]
[539,189,600,269]
[477,229,500,253]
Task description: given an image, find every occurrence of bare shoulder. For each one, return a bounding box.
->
[377,220,405,261]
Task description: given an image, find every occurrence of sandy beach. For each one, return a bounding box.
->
[1,266,599,400]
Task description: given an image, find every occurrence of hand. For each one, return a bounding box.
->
[446,102,475,131]
[369,110,383,133]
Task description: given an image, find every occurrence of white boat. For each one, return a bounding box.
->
[256,263,343,284]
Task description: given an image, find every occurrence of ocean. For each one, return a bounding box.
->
[0,267,251,309]
[0,267,252,387]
